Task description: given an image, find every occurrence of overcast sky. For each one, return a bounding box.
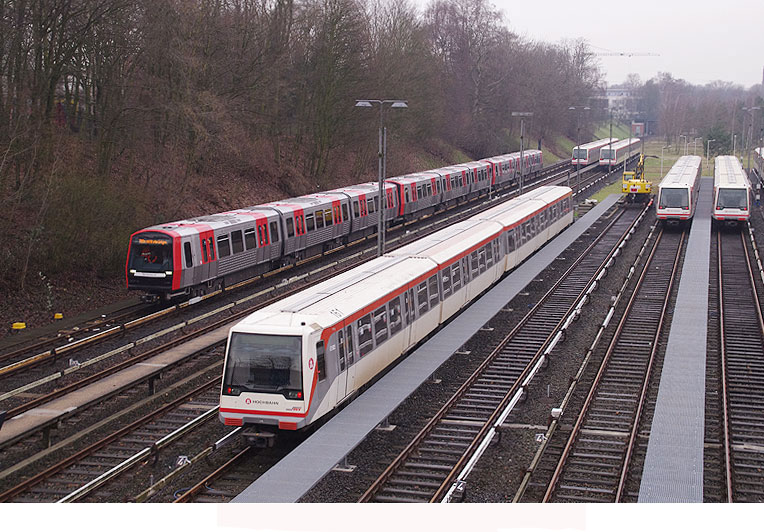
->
[413,0,764,88]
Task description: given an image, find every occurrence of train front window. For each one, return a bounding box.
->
[659,188,689,209]
[601,149,614,159]
[717,189,748,209]
[573,149,587,159]
[129,235,172,272]
[224,333,303,396]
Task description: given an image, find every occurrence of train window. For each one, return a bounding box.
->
[306,214,315,232]
[367,198,375,214]
[342,204,349,221]
[373,306,388,344]
[462,257,470,283]
[452,262,461,290]
[478,247,486,273]
[374,197,379,212]
[316,341,326,382]
[404,188,411,203]
[428,275,438,307]
[436,180,441,193]
[217,235,231,258]
[442,267,452,297]
[202,238,209,262]
[353,201,360,217]
[388,298,402,335]
[507,229,515,253]
[417,186,423,198]
[259,225,269,246]
[231,231,244,254]
[270,222,279,243]
[315,210,324,229]
[346,325,355,365]
[427,183,433,196]
[244,228,256,250]
[286,218,295,238]
[338,330,346,372]
[486,242,493,266]
[451,176,456,189]
[358,314,373,357]
[184,242,193,268]
[417,281,429,314]
[471,251,479,276]
[325,209,333,226]
[208,237,215,259]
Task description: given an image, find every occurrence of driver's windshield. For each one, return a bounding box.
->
[223,333,303,394]
[659,188,689,209]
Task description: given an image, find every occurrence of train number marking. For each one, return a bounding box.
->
[308,358,314,370]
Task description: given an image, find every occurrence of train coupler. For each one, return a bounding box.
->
[243,429,276,448]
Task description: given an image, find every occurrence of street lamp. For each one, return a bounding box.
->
[743,106,761,172]
[661,145,671,176]
[569,106,590,197]
[512,111,533,194]
[693,137,702,156]
[679,135,688,155]
[355,99,408,257]
[733,134,737,158]
[706,139,715,170]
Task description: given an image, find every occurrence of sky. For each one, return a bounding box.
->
[413,0,764,88]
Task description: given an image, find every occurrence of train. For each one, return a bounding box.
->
[218,186,574,446]
[572,138,617,166]
[713,156,751,225]
[655,156,703,223]
[754,147,763,183]
[599,138,641,167]
[126,150,543,301]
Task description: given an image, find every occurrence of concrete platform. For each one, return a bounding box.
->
[232,194,623,503]
[638,177,713,503]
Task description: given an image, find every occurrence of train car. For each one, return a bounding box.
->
[655,156,702,223]
[324,182,397,238]
[713,155,751,225]
[482,153,518,189]
[218,186,573,445]
[127,208,284,299]
[754,147,764,183]
[599,138,641,167]
[572,138,618,166]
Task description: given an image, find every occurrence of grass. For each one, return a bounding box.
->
[594,121,631,141]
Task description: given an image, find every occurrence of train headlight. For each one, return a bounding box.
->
[225,387,241,396]
[285,390,303,400]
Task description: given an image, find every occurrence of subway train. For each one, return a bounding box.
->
[217,185,573,445]
[655,156,703,223]
[126,150,543,300]
[599,138,641,167]
[572,138,617,166]
[713,155,751,225]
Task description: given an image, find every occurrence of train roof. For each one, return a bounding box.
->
[138,208,279,238]
[602,138,640,150]
[386,171,441,185]
[658,156,702,189]
[230,254,434,332]
[714,156,750,189]
[574,138,618,150]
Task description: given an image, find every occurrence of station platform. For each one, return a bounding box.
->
[0,328,228,449]
[232,194,623,503]
[638,177,713,503]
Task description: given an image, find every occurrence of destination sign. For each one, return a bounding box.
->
[137,238,169,245]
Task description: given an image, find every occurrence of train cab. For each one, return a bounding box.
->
[126,231,178,293]
[713,156,751,225]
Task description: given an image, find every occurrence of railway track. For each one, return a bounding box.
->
[534,227,685,503]
[0,377,223,502]
[357,203,647,503]
[717,228,764,502]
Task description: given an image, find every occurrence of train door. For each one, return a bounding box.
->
[343,324,356,396]
[182,236,198,288]
[198,231,215,282]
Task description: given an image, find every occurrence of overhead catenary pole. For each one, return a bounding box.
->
[512,111,533,194]
[355,99,408,257]
[569,106,590,197]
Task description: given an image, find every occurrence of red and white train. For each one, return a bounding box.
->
[713,155,751,225]
[655,156,702,223]
[218,186,573,445]
[572,138,618,166]
[126,151,543,300]
[599,138,641,167]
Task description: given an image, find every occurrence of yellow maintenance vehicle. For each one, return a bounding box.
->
[622,153,658,204]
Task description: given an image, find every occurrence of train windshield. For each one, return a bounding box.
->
[716,188,748,209]
[659,188,689,209]
[572,149,587,159]
[223,333,303,395]
[129,233,173,272]
[601,149,615,159]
